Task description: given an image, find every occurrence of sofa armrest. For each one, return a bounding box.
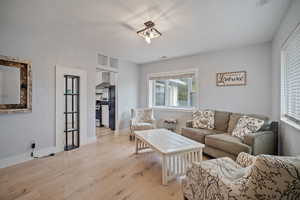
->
[243,131,274,155]
[236,152,256,167]
[186,120,193,128]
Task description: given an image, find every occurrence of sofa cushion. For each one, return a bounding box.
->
[227,113,242,133]
[131,122,154,130]
[232,116,264,139]
[205,134,252,155]
[182,127,223,143]
[214,111,230,132]
[227,113,269,133]
[192,110,215,129]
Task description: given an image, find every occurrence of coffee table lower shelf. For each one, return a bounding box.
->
[135,137,203,185]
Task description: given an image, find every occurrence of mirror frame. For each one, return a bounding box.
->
[0,55,32,113]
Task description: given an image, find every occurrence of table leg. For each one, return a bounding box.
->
[162,155,168,185]
[135,137,139,154]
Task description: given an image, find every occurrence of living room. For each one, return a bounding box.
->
[0,0,300,199]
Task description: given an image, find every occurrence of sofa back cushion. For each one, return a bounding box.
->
[192,110,215,129]
[214,111,231,132]
[227,113,269,133]
[232,116,265,139]
[227,113,242,133]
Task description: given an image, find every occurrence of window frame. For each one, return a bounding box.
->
[147,69,199,111]
[281,23,300,130]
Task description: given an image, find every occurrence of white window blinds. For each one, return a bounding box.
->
[283,25,300,123]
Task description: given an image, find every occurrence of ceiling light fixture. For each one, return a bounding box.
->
[137,21,162,44]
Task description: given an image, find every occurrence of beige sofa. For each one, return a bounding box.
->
[182,110,278,160]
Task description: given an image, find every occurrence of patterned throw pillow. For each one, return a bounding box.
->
[232,116,264,139]
[192,110,215,129]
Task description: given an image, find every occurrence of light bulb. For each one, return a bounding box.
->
[145,36,151,44]
[149,31,154,38]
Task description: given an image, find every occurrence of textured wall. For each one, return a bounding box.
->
[139,43,272,132]
[0,0,139,160]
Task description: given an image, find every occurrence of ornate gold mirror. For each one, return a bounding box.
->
[0,55,32,113]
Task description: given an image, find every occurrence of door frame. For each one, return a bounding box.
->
[55,65,88,152]
[96,66,119,132]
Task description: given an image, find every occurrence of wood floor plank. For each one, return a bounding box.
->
[0,133,206,200]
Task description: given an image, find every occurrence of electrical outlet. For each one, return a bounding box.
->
[31,141,36,149]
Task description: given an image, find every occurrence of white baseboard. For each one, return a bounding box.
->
[0,146,59,169]
[85,136,97,144]
[0,136,99,169]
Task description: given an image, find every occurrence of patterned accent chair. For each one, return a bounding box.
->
[130,108,156,140]
[182,152,300,200]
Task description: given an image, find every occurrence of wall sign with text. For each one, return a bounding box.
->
[216,71,247,86]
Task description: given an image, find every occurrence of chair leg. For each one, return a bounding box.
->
[129,134,135,141]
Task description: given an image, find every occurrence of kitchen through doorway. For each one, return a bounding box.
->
[95,69,117,137]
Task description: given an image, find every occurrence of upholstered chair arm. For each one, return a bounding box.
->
[147,118,156,128]
[130,118,138,126]
[182,158,235,200]
[236,152,256,167]
[186,120,193,128]
[243,131,274,155]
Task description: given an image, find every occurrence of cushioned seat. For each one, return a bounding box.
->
[182,127,224,143]
[130,108,156,140]
[131,122,154,130]
[205,134,251,155]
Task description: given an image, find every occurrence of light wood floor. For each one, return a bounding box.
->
[96,127,114,137]
[0,134,201,200]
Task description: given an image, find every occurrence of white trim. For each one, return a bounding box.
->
[96,65,118,73]
[281,117,300,131]
[55,65,88,152]
[0,146,59,169]
[146,68,199,109]
[152,106,195,112]
[86,136,97,144]
[0,136,98,168]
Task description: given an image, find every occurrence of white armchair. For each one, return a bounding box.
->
[130,108,156,140]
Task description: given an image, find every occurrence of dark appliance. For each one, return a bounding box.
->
[96,85,116,130]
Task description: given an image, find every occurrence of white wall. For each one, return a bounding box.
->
[0,71,4,103]
[139,43,272,132]
[0,0,139,162]
[272,0,300,156]
[118,60,139,130]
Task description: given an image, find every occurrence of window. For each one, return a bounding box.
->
[281,25,300,125]
[149,71,197,109]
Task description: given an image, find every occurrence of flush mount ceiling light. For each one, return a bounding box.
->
[137,21,162,44]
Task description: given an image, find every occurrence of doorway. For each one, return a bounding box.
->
[95,69,118,137]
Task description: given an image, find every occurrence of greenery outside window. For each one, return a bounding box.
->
[149,71,197,109]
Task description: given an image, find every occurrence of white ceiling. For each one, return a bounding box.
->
[1,0,291,64]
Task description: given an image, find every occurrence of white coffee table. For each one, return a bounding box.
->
[134,129,205,185]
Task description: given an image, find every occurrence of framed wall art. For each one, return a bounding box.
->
[216,71,247,87]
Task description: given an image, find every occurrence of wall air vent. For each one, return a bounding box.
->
[97,54,118,69]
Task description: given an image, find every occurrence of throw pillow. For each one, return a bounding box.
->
[192,110,215,129]
[232,116,264,139]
